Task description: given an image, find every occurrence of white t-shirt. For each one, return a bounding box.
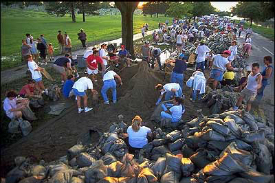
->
[176,35,183,44]
[245,38,252,44]
[142,27,145,34]
[170,105,184,122]
[213,54,229,72]
[103,71,117,81]
[3,97,17,119]
[72,77,93,92]
[195,45,211,63]
[28,61,42,79]
[99,49,108,66]
[127,126,151,148]
[84,50,93,59]
[228,45,238,61]
[161,83,180,95]
[198,31,204,38]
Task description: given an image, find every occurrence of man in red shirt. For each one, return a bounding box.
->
[19,79,38,98]
[86,49,105,82]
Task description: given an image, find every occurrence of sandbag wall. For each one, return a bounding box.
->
[4,110,274,183]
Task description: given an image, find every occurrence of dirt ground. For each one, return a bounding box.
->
[0,61,212,177]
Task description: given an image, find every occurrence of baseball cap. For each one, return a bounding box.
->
[223,50,231,55]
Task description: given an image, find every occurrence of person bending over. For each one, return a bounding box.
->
[155,83,183,105]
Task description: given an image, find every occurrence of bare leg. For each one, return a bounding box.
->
[38,81,45,91]
[77,96,81,108]
[236,96,244,108]
[83,95,88,108]
[246,102,252,112]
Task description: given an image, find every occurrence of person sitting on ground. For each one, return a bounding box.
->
[53,54,73,84]
[151,47,162,70]
[3,90,30,122]
[62,74,76,99]
[101,70,122,104]
[27,55,47,94]
[221,70,235,86]
[155,83,183,105]
[161,97,185,124]
[190,69,206,102]
[125,115,152,153]
[233,63,262,113]
[19,79,39,98]
[170,51,187,90]
[118,45,131,67]
[72,75,98,113]
[86,49,105,82]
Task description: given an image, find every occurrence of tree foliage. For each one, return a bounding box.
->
[191,2,215,17]
[165,2,193,19]
[142,2,170,17]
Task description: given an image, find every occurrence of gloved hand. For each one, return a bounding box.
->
[156,98,162,106]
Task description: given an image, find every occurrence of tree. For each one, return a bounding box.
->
[142,2,154,17]
[143,2,170,18]
[45,2,69,17]
[115,2,139,56]
[71,2,76,22]
[165,2,193,19]
[191,2,215,17]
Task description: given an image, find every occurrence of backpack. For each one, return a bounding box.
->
[48,84,61,101]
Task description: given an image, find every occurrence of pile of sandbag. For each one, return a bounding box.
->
[205,34,231,54]
[4,111,274,183]
[201,88,240,114]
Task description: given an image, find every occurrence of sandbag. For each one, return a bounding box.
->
[151,139,167,147]
[18,176,42,183]
[179,177,198,183]
[67,144,86,161]
[151,157,166,178]
[21,106,37,121]
[223,118,242,138]
[154,128,166,139]
[203,152,246,176]
[187,127,199,136]
[85,160,108,183]
[181,144,195,158]
[206,121,230,136]
[231,139,252,151]
[165,153,182,174]
[15,157,26,167]
[228,177,257,183]
[8,120,21,134]
[70,177,84,183]
[120,154,140,178]
[152,146,170,156]
[190,150,212,169]
[76,153,96,168]
[181,158,194,177]
[49,170,73,183]
[109,139,127,158]
[207,141,230,151]
[98,177,131,183]
[219,111,239,119]
[224,114,245,124]
[184,135,206,150]
[48,163,69,177]
[100,153,117,166]
[186,118,200,128]
[205,175,236,183]
[168,138,184,152]
[6,167,27,183]
[161,171,180,183]
[141,143,154,158]
[19,120,32,136]
[29,98,44,109]
[137,168,158,182]
[195,129,225,141]
[106,161,123,177]
[220,142,253,166]
[241,112,258,131]
[31,165,48,179]
[48,84,61,101]
[242,130,265,143]
[239,168,272,183]
[255,143,272,174]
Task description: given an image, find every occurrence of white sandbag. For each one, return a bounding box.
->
[8,120,21,134]
[19,120,32,136]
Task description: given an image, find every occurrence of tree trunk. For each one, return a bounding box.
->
[250,18,253,26]
[157,13,158,18]
[71,2,76,22]
[82,1,85,22]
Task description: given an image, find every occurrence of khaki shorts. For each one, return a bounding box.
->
[53,64,65,74]
[240,88,257,102]
[87,67,98,75]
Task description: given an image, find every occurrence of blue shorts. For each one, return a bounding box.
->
[34,77,42,82]
[210,69,224,81]
[73,88,86,97]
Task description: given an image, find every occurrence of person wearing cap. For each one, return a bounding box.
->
[233,63,262,113]
[101,70,122,104]
[53,54,73,83]
[57,30,65,54]
[141,41,151,66]
[86,49,105,82]
[195,40,211,73]
[78,29,87,48]
[99,44,109,67]
[118,45,131,67]
[72,75,98,113]
[221,69,235,86]
[208,50,242,90]
[151,47,162,70]
[228,41,238,62]
[155,83,183,105]
[169,50,187,90]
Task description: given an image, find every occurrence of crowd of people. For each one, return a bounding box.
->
[4,15,273,151]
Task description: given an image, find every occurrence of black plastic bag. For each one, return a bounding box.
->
[168,138,184,152]
[206,121,230,136]
[206,175,236,183]
[165,153,182,174]
[186,118,200,128]
[224,118,242,138]
[6,167,27,183]
[85,160,108,183]
[239,168,272,183]
[161,171,180,183]
[242,130,265,143]
[181,158,194,177]
[184,136,206,150]
[100,153,117,166]
[76,153,96,168]
[151,139,167,147]
[151,157,166,179]
[67,145,85,161]
[228,177,257,183]
[181,144,195,158]
[255,143,272,174]
[165,130,182,142]
[230,139,252,151]
[242,112,258,131]
[190,150,212,169]
[196,129,226,141]
[207,141,230,151]
[224,114,245,124]
[152,146,170,156]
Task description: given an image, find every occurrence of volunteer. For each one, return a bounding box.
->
[160,97,185,123]
[155,83,183,105]
[195,40,211,72]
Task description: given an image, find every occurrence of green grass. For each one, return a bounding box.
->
[236,20,274,41]
[1,8,172,70]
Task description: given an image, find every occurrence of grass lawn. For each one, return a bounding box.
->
[1,8,172,70]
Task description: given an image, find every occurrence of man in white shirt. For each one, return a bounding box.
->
[27,55,47,94]
[155,83,183,105]
[101,70,122,104]
[208,50,241,90]
[191,70,206,101]
[72,76,98,113]
[195,41,211,73]
[99,44,109,67]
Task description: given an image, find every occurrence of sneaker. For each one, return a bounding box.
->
[78,108,84,113]
[84,107,93,113]
[104,101,110,105]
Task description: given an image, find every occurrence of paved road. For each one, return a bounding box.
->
[237,31,274,105]
[1,30,156,85]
